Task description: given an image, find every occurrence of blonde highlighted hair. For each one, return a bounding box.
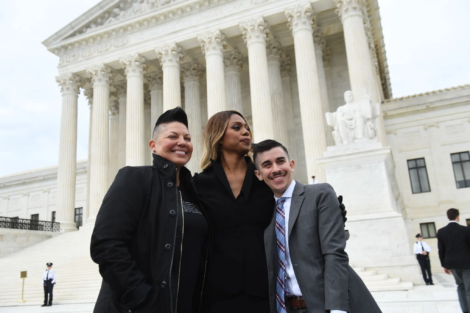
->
[200,110,253,170]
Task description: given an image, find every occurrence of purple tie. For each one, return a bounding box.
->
[276,197,287,313]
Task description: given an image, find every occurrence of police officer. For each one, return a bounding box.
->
[414,234,434,285]
[41,262,56,306]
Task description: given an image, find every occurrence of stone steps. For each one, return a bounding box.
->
[0,226,415,307]
[352,266,413,292]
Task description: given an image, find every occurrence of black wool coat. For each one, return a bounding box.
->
[192,157,275,303]
[91,154,210,313]
[437,222,470,270]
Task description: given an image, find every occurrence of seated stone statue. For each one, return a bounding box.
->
[326,91,378,145]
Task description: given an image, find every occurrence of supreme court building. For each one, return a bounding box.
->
[1,0,470,289]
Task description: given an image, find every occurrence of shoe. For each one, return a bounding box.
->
[41,304,47,307]
[430,282,434,285]
[426,282,430,285]
[48,304,52,306]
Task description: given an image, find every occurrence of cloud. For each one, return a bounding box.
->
[0,0,100,176]
[0,0,468,176]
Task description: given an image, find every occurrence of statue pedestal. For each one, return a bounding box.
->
[317,144,422,284]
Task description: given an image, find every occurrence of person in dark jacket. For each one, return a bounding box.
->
[192,111,346,313]
[91,107,210,313]
[437,208,470,313]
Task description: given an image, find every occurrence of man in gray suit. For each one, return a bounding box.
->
[253,140,381,313]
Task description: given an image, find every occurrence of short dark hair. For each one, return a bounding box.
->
[252,140,289,169]
[447,208,460,221]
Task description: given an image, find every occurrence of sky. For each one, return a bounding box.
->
[0,0,469,177]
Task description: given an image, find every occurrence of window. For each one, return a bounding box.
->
[30,214,39,231]
[407,158,431,194]
[75,207,83,228]
[451,152,470,189]
[420,222,437,238]
[51,211,56,223]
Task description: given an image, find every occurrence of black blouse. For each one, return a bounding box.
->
[175,183,209,313]
[192,157,275,302]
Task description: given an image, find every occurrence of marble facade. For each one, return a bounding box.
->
[0,0,469,285]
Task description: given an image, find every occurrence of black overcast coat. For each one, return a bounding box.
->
[437,222,470,270]
[91,154,210,313]
[192,157,275,303]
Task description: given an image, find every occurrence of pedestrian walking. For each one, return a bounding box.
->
[437,208,470,313]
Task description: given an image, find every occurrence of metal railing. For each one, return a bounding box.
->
[0,216,60,232]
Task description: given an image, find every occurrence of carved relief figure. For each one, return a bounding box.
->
[326,91,378,145]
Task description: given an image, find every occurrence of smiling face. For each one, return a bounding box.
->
[219,114,252,155]
[254,147,295,198]
[149,122,193,169]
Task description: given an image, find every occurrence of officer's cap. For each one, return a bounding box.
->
[46,262,53,267]
[415,233,422,238]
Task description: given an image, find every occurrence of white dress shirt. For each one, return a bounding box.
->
[413,241,431,254]
[275,181,346,313]
[42,269,56,284]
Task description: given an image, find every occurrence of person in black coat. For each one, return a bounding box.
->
[437,208,470,313]
[91,107,210,313]
[192,111,346,313]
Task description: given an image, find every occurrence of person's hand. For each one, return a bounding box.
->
[422,251,427,256]
[444,268,451,275]
[338,195,347,226]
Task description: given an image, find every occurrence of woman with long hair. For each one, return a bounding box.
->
[192,111,274,313]
[91,107,210,313]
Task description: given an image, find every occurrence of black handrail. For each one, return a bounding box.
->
[0,216,60,232]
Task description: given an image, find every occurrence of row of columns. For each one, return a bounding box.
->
[55,0,381,230]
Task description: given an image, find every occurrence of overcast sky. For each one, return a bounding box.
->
[0,0,469,177]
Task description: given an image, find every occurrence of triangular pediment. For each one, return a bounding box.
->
[43,0,202,49]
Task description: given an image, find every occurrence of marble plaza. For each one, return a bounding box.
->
[0,0,470,308]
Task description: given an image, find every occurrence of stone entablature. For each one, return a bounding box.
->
[0,161,88,224]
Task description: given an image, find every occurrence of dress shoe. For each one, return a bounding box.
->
[41,304,47,307]
[426,282,430,285]
[429,282,434,285]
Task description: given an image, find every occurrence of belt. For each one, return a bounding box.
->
[285,295,307,310]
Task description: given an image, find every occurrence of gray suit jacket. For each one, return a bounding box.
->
[264,182,381,313]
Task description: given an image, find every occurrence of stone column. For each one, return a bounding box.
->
[109,98,120,184]
[198,30,227,117]
[279,55,299,175]
[313,29,335,146]
[156,43,185,111]
[113,81,127,169]
[84,87,93,223]
[144,91,152,165]
[146,70,164,138]
[266,39,289,147]
[285,4,327,182]
[239,17,275,142]
[334,0,386,144]
[55,73,82,231]
[86,64,114,224]
[182,61,204,173]
[120,54,147,166]
[224,49,244,113]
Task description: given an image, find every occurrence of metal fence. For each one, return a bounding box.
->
[0,216,60,232]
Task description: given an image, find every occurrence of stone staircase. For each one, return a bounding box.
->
[0,227,413,307]
[354,267,413,291]
[0,227,101,306]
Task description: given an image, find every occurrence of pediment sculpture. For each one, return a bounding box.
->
[325,91,379,145]
[81,0,182,35]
